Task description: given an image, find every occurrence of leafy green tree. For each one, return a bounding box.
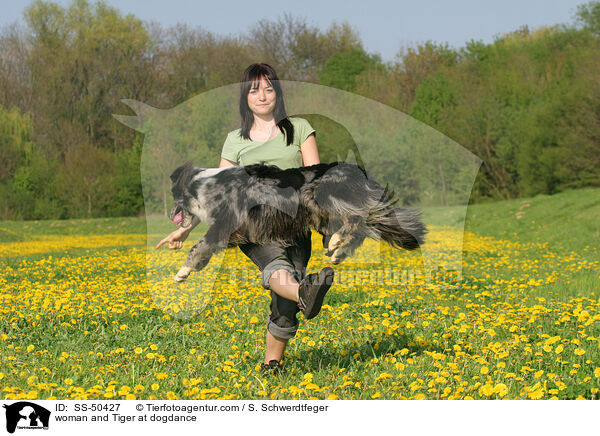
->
[575,0,600,34]
[319,47,381,91]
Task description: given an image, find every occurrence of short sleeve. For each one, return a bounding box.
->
[221,132,240,164]
[295,118,316,145]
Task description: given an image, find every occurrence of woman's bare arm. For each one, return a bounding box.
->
[300,134,320,166]
[219,158,237,168]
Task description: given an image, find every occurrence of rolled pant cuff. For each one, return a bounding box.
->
[267,318,299,339]
[261,260,298,290]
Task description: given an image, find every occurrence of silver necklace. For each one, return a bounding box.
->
[253,123,276,142]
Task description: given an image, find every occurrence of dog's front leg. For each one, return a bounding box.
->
[174,239,214,282]
[174,224,231,282]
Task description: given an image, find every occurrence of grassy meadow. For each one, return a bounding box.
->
[0,188,599,400]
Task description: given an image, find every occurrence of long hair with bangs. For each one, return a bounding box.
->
[239,63,294,145]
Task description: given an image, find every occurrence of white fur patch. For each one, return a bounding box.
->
[192,167,231,181]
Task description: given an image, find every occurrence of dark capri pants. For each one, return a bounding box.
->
[238,230,312,339]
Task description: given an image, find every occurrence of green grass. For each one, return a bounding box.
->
[0,188,599,400]
[427,187,600,256]
[426,188,600,302]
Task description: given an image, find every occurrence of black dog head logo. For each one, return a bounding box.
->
[3,402,51,434]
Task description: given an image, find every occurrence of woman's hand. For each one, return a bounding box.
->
[155,227,190,250]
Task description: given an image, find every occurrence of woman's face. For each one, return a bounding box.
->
[247,77,276,117]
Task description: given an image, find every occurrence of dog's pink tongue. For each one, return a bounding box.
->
[173,211,183,226]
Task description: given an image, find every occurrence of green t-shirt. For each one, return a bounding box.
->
[221,117,315,169]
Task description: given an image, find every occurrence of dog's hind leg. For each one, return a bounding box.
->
[325,216,366,263]
[331,233,366,264]
[174,224,230,282]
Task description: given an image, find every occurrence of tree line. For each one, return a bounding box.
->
[1,0,599,219]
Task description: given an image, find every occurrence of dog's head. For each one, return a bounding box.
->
[169,162,197,228]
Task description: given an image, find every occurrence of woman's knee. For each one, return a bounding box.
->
[261,259,297,290]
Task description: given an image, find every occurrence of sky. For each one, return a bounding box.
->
[0,0,587,62]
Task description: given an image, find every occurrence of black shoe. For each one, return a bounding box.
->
[260,360,285,374]
[297,267,335,320]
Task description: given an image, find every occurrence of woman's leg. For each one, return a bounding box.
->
[239,232,313,364]
[265,330,288,362]
[263,231,313,363]
[238,241,302,364]
[268,269,299,302]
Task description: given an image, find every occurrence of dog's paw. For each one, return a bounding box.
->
[330,245,352,264]
[174,266,193,282]
[325,233,343,257]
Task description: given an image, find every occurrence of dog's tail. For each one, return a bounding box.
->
[366,183,427,250]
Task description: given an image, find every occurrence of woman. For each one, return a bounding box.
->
[157,63,335,373]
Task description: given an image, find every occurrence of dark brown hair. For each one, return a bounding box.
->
[239,63,294,145]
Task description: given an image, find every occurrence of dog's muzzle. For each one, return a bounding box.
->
[169,204,191,227]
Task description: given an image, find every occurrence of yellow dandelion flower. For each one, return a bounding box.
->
[493,383,508,397]
[26,345,34,353]
[479,384,494,397]
[574,348,585,356]
[134,347,143,354]
[250,316,258,323]
[528,389,544,400]
[151,383,159,391]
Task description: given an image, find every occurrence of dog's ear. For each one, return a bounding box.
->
[170,161,195,183]
[170,161,196,199]
[170,164,186,183]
